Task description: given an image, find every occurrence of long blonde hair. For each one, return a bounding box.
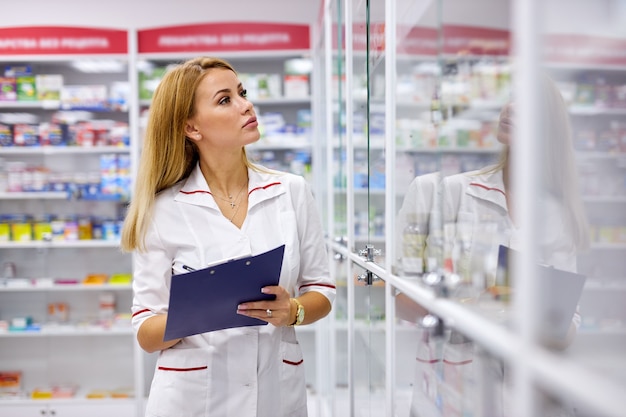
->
[121,57,252,252]
[481,75,590,251]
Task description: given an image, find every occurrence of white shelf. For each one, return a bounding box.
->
[0,146,129,155]
[0,240,120,249]
[583,196,626,203]
[590,242,626,250]
[0,191,68,199]
[569,106,626,116]
[0,326,133,337]
[0,283,131,292]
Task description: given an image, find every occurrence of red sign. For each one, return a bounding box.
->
[397,26,438,56]
[0,26,128,55]
[332,23,507,57]
[443,24,510,56]
[544,34,626,66]
[138,23,310,53]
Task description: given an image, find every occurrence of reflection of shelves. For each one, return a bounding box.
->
[0,240,120,249]
[583,196,626,203]
[332,319,417,332]
[0,146,129,155]
[584,281,626,291]
[590,242,626,250]
[355,235,385,243]
[578,327,626,335]
[569,106,626,116]
[398,146,501,154]
[576,151,626,161]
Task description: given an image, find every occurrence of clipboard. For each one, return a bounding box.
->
[497,245,586,340]
[164,245,285,340]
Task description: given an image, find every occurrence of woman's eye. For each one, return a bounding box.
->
[240,89,248,98]
[218,96,231,105]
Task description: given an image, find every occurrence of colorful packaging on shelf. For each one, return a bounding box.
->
[48,302,69,323]
[0,221,9,241]
[39,122,66,146]
[16,75,36,101]
[78,216,92,240]
[11,217,32,242]
[4,65,31,78]
[0,371,22,396]
[60,85,108,110]
[0,77,16,101]
[0,123,12,146]
[139,66,167,100]
[50,218,66,241]
[33,216,53,241]
[13,124,40,146]
[35,74,64,101]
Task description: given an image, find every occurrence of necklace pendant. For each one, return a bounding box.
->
[230,202,236,209]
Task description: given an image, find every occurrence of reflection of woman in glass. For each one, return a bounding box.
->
[399,75,590,417]
[440,74,590,348]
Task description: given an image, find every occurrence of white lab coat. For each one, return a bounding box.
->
[131,164,335,417]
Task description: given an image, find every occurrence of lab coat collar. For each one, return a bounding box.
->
[465,168,508,212]
[174,163,286,210]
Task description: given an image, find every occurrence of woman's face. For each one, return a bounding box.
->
[496,101,515,145]
[186,68,260,150]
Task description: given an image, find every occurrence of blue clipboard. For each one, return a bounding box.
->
[164,245,285,340]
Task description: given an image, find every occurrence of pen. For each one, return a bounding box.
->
[182,265,196,272]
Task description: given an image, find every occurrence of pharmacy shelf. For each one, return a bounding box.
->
[0,191,68,199]
[0,146,129,155]
[0,283,131,292]
[0,240,120,249]
[0,327,133,337]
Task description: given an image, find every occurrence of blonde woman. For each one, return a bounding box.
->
[121,57,335,417]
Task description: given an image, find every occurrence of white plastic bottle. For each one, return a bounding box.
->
[402,212,427,277]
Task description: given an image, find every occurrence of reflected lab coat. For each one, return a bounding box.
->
[131,164,335,417]
[399,167,580,325]
[405,168,582,417]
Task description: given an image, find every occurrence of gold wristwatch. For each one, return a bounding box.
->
[291,298,305,326]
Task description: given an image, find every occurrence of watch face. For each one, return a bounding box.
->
[296,305,305,324]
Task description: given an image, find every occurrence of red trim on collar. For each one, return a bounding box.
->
[469,182,506,196]
[179,182,281,196]
[179,189,211,195]
[158,366,208,372]
[249,182,282,194]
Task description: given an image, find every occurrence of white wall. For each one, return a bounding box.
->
[4,0,322,29]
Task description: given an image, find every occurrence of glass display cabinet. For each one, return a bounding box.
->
[313,0,626,416]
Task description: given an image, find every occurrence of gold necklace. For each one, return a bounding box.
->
[210,182,247,209]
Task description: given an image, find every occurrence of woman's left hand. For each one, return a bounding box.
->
[236,285,293,327]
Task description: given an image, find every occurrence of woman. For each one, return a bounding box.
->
[121,57,335,417]
[441,75,590,349]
